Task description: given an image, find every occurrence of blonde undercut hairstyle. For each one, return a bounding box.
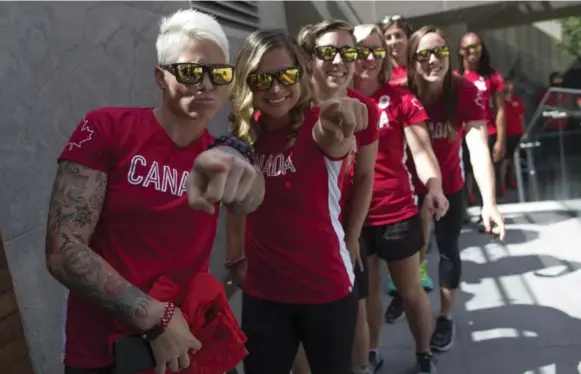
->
[156,9,229,65]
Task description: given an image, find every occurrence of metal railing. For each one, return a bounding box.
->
[514,87,581,203]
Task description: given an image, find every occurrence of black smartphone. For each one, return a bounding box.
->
[113,336,156,374]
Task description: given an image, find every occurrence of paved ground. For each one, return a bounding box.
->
[230,200,581,374]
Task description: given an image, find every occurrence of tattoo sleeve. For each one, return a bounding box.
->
[45,161,158,330]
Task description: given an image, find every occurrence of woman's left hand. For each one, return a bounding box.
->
[424,187,449,220]
[481,203,506,240]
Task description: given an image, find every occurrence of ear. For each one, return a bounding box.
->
[154,66,166,90]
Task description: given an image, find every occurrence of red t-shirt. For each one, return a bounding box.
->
[539,89,571,130]
[505,95,525,136]
[410,77,488,195]
[339,89,380,217]
[59,107,219,368]
[366,84,429,226]
[390,66,408,86]
[243,108,353,304]
[456,69,504,135]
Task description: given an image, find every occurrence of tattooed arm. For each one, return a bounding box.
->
[45,160,164,330]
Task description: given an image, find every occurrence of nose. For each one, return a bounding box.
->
[270,81,283,93]
[428,52,438,64]
[198,72,213,91]
[332,52,342,64]
[367,53,375,61]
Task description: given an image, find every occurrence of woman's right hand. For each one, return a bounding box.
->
[149,308,202,374]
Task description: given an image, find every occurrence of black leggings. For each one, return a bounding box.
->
[65,367,112,374]
[241,291,358,374]
[420,190,465,289]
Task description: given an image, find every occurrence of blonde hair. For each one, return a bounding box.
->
[156,9,229,64]
[229,29,314,148]
[353,24,392,84]
[297,20,355,55]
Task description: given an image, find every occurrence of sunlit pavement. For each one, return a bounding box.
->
[230,200,581,374]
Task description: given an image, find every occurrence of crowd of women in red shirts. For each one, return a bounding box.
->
[48,9,516,374]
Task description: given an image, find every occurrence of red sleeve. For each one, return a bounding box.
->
[460,80,488,123]
[517,96,525,116]
[355,100,379,147]
[490,71,505,94]
[400,90,429,127]
[58,109,114,172]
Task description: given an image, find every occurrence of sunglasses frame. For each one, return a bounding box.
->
[159,62,234,85]
[357,46,387,60]
[246,66,302,92]
[313,45,359,63]
[380,14,403,25]
[460,44,483,53]
[413,46,451,62]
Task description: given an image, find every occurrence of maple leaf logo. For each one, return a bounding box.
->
[65,118,94,150]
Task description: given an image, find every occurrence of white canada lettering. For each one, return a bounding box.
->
[256,153,297,177]
[428,121,448,139]
[127,154,188,196]
[379,111,390,128]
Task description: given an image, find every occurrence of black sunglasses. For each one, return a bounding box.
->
[414,46,451,62]
[160,63,234,85]
[314,45,359,63]
[357,47,387,60]
[247,66,301,92]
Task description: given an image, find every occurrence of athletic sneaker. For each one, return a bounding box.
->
[430,316,455,352]
[416,353,437,374]
[369,350,384,373]
[419,261,434,291]
[384,278,397,295]
[384,294,405,323]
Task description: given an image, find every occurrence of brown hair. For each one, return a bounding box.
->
[353,24,392,84]
[407,25,459,139]
[296,20,356,102]
[297,20,355,55]
[377,17,414,39]
[229,29,314,149]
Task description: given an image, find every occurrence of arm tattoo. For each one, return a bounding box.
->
[46,161,155,328]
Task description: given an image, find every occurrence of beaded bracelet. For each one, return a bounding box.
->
[225,255,247,269]
[209,136,255,163]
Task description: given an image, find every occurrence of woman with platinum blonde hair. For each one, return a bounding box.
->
[225,28,369,374]
[46,9,263,374]
[352,23,446,374]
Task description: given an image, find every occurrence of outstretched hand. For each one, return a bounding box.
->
[187,148,259,214]
[319,97,368,141]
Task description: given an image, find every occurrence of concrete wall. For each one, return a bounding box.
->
[0,2,286,374]
[479,23,575,86]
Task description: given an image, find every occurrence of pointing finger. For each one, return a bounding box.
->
[187,171,214,214]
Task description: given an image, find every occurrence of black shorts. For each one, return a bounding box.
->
[242,292,358,374]
[361,214,424,263]
[354,236,369,300]
[505,135,521,160]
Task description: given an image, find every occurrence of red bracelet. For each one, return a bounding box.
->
[160,302,176,329]
[225,256,247,269]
